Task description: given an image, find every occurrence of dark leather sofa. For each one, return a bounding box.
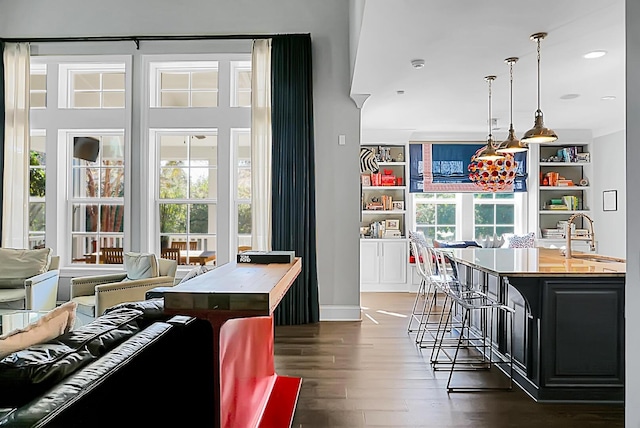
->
[0,300,215,427]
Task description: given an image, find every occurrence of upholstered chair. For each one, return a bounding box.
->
[0,247,60,311]
[70,252,177,318]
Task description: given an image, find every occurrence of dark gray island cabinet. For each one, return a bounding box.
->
[450,247,625,403]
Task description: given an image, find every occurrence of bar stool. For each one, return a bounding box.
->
[429,248,514,392]
[407,239,444,344]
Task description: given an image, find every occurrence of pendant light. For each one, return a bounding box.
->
[497,57,527,153]
[476,75,506,161]
[521,32,558,144]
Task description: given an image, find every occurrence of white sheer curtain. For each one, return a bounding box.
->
[251,39,272,251]
[2,43,30,249]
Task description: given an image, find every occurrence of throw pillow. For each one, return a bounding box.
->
[124,252,159,280]
[0,310,70,359]
[507,232,536,248]
[47,301,78,333]
[0,247,52,280]
[179,265,216,284]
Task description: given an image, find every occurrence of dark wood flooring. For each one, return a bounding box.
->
[274,292,624,428]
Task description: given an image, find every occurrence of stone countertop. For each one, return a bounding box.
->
[448,247,625,277]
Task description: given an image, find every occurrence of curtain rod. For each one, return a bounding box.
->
[0,33,308,49]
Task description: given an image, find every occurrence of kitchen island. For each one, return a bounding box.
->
[448,247,625,403]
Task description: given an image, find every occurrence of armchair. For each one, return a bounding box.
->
[70,253,177,318]
[0,248,60,311]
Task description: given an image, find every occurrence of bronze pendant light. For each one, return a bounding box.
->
[521,32,558,144]
[476,75,506,161]
[497,57,528,153]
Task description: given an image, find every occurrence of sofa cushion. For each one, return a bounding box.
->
[0,248,52,286]
[0,288,26,303]
[72,295,96,318]
[103,299,167,329]
[124,252,158,280]
[0,307,143,408]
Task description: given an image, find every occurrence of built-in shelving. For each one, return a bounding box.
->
[360,144,409,292]
[532,142,594,249]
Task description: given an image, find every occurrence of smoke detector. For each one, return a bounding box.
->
[411,59,425,69]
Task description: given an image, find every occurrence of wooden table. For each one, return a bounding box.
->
[180,250,216,265]
[163,258,302,428]
[447,247,625,403]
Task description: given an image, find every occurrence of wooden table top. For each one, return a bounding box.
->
[448,247,625,277]
[163,257,302,316]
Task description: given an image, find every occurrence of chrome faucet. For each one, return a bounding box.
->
[565,213,596,259]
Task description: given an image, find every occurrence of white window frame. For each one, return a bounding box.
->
[29,64,47,110]
[58,62,126,109]
[231,128,251,252]
[149,61,219,108]
[230,61,251,107]
[410,191,527,242]
[66,129,126,264]
[28,54,132,269]
[142,53,251,269]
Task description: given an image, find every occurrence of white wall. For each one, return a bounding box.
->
[0,0,362,320]
[592,130,626,258]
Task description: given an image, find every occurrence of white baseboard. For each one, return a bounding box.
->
[319,305,361,321]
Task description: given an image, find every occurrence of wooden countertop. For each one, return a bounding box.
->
[163,257,302,316]
[449,248,625,277]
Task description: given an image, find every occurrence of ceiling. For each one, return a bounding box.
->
[351,0,625,144]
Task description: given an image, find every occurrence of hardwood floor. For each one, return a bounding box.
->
[274,292,624,428]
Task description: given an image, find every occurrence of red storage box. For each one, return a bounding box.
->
[381,175,396,186]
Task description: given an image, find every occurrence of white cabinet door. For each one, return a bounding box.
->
[360,241,380,284]
[380,240,407,284]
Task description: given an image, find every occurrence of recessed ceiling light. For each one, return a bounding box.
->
[560,94,580,100]
[601,95,616,100]
[583,50,607,59]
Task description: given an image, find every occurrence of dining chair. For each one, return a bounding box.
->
[103,248,123,264]
[171,242,187,250]
[161,247,180,262]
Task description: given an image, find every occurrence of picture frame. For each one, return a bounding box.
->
[603,189,617,212]
[392,201,404,210]
[385,219,400,230]
[361,174,371,186]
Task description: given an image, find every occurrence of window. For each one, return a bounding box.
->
[29,132,46,249]
[156,133,218,265]
[70,133,125,264]
[231,61,251,107]
[27,48,251,268]
[58,63,126,109]
[414,193,458,241]
[473,193,515,240]
[30,64,47,109]
[151,61,219,108]
[234,129,251,248]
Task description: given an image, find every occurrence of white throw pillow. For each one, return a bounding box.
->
[179,265,215,284]
[0,248,52,280]
[124,252,159,280]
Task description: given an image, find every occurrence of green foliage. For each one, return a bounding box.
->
[29,151,46,197]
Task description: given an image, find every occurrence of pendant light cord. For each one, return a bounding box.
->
[536,37,541,112]
[509,60,514,128]
[488,77,493,146]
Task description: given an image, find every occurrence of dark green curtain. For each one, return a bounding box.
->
[271,34,319,325]
[0,42,5,242]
